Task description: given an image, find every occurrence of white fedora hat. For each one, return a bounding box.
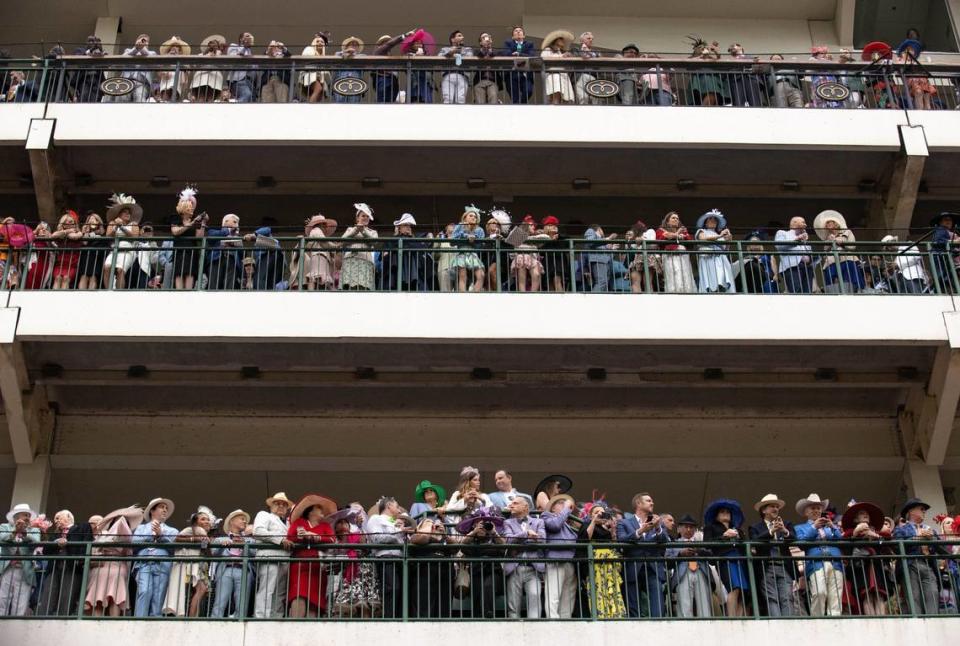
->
[393,213,417,227]
[6,503,38,524]
[795,493,829,516]
[753,493,786,513]
[143,497,175,522]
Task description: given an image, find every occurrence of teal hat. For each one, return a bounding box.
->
[414,480,447,504]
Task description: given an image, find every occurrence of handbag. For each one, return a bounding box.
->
[453,559,471,598]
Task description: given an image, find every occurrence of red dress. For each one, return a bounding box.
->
[287,518,335,609]
[53,239,83,282]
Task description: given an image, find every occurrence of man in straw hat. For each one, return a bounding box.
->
[131,497,178,617]
[0,503,40,616]
[666,514,712,618]
[334,36,366,104]
[893,497,947,614]
[748,493,797,616]
[541,492,578,618]
[252,492,294,618]
[211,509,254,618]
[793,493,843,616]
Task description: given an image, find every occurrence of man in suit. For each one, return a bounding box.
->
[793,493,843,616]
[893,498,947,615]
[502,26,534,104]
[502,497,546,618]
[617,492,670,617]
[748,493,796,616]
[666,514,712,617]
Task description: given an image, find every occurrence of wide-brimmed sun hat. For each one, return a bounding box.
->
[265,491,294,507]
[160,36,191,56]
[222,509,251,530]
[5,503,38,524]
[542,30,575,50]
[704,498,744,527]
[342,36,364,50]
[534,474,573,498]
[695,208,727,231]
[456,508,505,535]
[106,193,144,224]
[143,497,175,522]
[201,34,227,50]
[842,501,884,531]
[292,493,338,521]
[414,480,447,504]
[813,209,849,240]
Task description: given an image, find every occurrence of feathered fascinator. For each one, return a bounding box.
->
[178,185,198,206]
[580,489,609,521]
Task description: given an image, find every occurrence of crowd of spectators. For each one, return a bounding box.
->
[0,191,956,295]
[0,469,956,620]
[1,27,953,109]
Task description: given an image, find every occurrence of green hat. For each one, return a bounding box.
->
[414,480,447,504]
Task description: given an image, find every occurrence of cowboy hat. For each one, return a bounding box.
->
[5,503,38,524]
[695,208,727,231]
[106,193,144,224]
[393,213,417,227]
[542,29,575,51]
[841,502,884,531]
[455,508,505,535]
[342,36,364,50]
[97,505,144,533]
[265,491,294,507]
[201,34,227,50]
[813,209,849,240]
[534,474,573,498]
[861,41,893,61]
[676,514,699,527]
[160,36,191,56]
[704,498,744,528]
[143,497,175,522]
[796,493,829,516]
[354,202,374,220]
[900,497,930,520]
[414,480,447,504]
[754,493,786,513]
[222,509,250,531]
[292,493,338,521]
[547,493,576,511]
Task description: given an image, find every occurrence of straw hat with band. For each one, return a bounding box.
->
[542,30,575,51]
[342,36,365,50]
[265,491,294,507]
[842,501,884,531]
[97,505,144,533]
[377,35,393,46]
[143,497,175,522]
[222,509,251,530]
[753,493,786,513]
[547,493,575,511]
[813,209,849,240]
[414,480,447,504]
[160,36,191,56]
[201,34,227,50]
[292,493,338,521]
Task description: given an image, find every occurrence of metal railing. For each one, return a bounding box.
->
[2,56,959,109]
[0,539,957,619]
[1,236,955,295]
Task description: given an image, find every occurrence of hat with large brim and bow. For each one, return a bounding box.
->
[97,505,144,533]
[143,497,175,522]
[201,34,227,50]
[754,493,786,513]
[160,36,191,56]
[5,503,38,524]
[106,193,144,224]
[354,202,374,221]
[695,209,727,231]
[414,480,447,504]
[861,41,893,61]
[534,474,573,499]
[292,494,338,521]
[456,508,506,535]
[542,30,575,51]
[796,493,830,516]
[326,505,366,528]
[813,209,849,240]
[900,497,931,520]
[704,498,744,527]
[842,501,884,531]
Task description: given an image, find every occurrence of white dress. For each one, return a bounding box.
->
[299,45,331,89]
[542,49,574,102]
[190,53,224,92]
[696,229,736,293]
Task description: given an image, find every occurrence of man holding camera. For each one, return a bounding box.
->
[793,493,843,616]
[502,498,545,618]
[366,497,413,618]
[748,493,797,616]
[617,492,670,617]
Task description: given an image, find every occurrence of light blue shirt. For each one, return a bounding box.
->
[132,521,178,566]
[774,229,812,272]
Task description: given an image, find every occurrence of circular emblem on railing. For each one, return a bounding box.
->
[100,77,138,96]
[584,79,619,99]
[815,82,850,102]
[333,77,368,97]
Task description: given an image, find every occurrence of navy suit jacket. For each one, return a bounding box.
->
[616,515,670,581]
[502,40,535,57]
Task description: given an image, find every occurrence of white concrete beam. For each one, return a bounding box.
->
[0,308,53,464]
[833,0,855,47]
[94,17,121,55]
[867,125,928,235]
[10,456,51,512]
[903,458,948,518]
[25,119,61,223]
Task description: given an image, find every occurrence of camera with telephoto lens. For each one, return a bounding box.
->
[599,512,612,520]
[482,521,495,532]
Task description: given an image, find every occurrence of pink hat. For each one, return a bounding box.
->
[522,215,536,225]
[541,215,559,226]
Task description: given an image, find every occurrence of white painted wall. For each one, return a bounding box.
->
[5,292,956,343]
[43,104,909,150]
[0,104,44,145]
[3,617,958,645]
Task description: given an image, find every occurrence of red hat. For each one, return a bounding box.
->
[542,215,559,226]
[861,41,892,62]
[522,215,536,225]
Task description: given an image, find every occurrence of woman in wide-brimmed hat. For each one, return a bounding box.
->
[534,474,573,512]
[341,203,378,290]
[286,494,337,618]
[695,208,736,293]
[703,498,749,617]
[897,35,936,110]
[409,479,448,519]
[813,209,865,293]
[191,35,226,102]
[102,193,144,289]
[302,214,338,290]
[158,36,191,101]
[541,30,575,104]
[327,504,381,617]
[85,506,143,616]
[840,501,890,615]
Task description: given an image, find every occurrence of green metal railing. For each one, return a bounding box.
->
[0,538,957,620]
[1,236,955,295]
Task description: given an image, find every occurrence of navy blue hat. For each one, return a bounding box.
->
[704,499,744,527]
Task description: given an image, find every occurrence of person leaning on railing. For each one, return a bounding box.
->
[0,503,41,616]
[455,507,507,619]
[299,34,331,103]
[364,496,413,619]
[893,497,948,615]
[502,26,534,104]
[210,509,255,618]
[840,501,891,616]
[225,32,257,103]
[36,509,94,617]
[747,494,797,617]
[163,509,212,617]
[617,492,671,618]
[774,216,814,293]
[793,493,843,616]
[439,30,474,105]
[768,54,804,108]
[666,514,713,618]
[252,491,294,619]
[102,34,156,104]
[702,499,750,616]
[259,40,292,103]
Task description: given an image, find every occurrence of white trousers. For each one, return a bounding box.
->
[254,562,288,618]
[0,568,31,616]
[441,73,469,104]
[544,562,577,618]
[808,563,843,616]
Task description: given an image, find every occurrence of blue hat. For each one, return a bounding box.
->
[897,39,923,56]
[704,498,744,528]
[695,209,727,231]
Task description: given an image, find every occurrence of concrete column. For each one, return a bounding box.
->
[94,17,121,54]
[902,458,948,519]
[865,125,927,237]
[834,0,856,48]
[26,119,61,223]
[10,456,51,513]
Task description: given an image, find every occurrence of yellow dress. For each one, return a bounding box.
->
[586,546,627,619]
